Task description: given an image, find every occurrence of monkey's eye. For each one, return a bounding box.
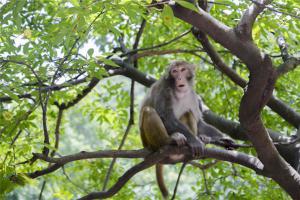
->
[172,69,178,73]
[181,68,186,72]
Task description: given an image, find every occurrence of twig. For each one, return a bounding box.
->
[276,57,300,77]
[102,18,146,190]
[50,108,64,157]
[39,181,46,200]
[133,49,204,60]
[0,76,88,103]
[189,160,218,170]
[236,0,272,39]
[102,121,133,190]
[78,150,166,200]
[171,162,186,200]
[58,9,105,69]
[2,130,23,165]
[133,19,147,51]
[41,99,50,156]
[28,163,63,179]
[62,166,88,193]
[0,104,38,138]
[56,78,100,109]
[201,168,210,195]
[10,130,22,146]
[250,0,300,20]
[120,29,192,57]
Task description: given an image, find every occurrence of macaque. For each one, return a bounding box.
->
[139,60,234,198]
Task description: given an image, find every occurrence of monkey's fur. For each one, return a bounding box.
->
[139,61,233,198]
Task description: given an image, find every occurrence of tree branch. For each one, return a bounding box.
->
[276,57,300,77]
[102,18,147,188]
[120,29,192,57]
[78,150,165,200]
[171,3,263,68]
[50,108,64,157]
[236,0,272,39]
[191,28,300,128]
[32,146,263,175]
[28,163,63,179]
[171,162,186,200]
[168,3,300,197]
[56,77,99,110]
[250,0,300,20]
[0,77,88,103]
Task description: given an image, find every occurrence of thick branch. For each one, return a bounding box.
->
[33,146,263,174]
[236,0,272,39]
[107,60,156,87]
[168,3,300,197]
[171,3,263,68]
[192,29,300,128]
[238,49,300,198]
[30,146,264,199]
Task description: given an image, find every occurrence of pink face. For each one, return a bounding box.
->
[170,66,191,92]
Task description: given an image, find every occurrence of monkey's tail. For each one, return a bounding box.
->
[156,164,169,199]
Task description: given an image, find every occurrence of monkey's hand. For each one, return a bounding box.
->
[171,132,187,146]
[198,135,211,144]
[216,137,237,150]
[187,138,204,158]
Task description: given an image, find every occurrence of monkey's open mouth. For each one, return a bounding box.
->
[178,84,185,87]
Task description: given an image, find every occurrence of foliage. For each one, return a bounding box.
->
[0,0,299,199]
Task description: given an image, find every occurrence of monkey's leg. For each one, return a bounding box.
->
[140,106,170,199]
[179,111,198,136]
[140,106,171,150]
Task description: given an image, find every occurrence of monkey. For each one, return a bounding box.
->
[139,60,235,198]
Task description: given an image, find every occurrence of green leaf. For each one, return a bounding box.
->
[87,48,94,57]
[161,5,174,27]
[175,0,199,13]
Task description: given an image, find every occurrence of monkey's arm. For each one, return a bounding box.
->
[197,119,236,149]
[155,97,204,156]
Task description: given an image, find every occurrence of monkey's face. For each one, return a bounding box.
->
[170,65,192,93]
